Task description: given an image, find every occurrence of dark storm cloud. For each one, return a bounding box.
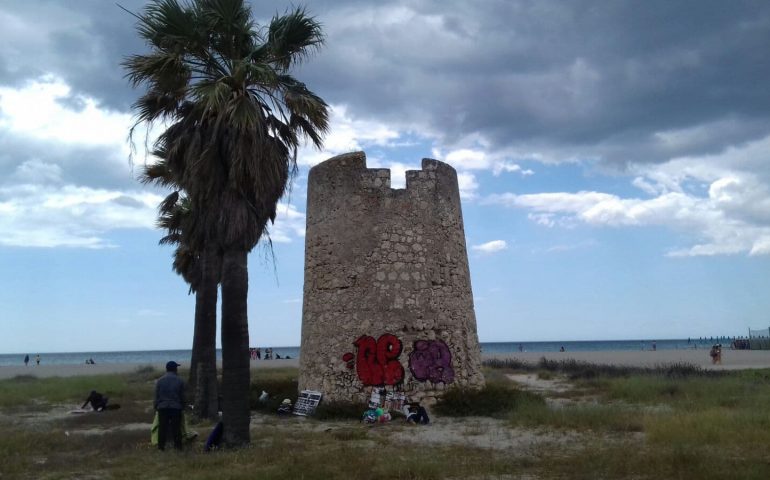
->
[0,0,147,111]
[0,0,359,111]
[296,0,770,165]
[2,0,768,166]
[0,134,141,191]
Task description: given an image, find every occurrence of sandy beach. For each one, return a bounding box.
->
[2,349,770,380]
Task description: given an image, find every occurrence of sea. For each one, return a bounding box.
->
[0,338,735,367]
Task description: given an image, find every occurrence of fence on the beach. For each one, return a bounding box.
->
[748,327,770,350]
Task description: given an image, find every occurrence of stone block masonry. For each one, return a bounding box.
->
[298,151,484,404]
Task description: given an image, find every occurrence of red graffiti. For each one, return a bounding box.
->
[342,352,355,369]
[342,334,404,386]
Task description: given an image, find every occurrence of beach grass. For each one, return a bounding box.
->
[0,366,157,410]
[434,381,545,417]
[3,364,770,479]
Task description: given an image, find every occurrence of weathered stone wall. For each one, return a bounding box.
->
[298,151,484,404]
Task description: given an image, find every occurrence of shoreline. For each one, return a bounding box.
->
[2,349,770,380]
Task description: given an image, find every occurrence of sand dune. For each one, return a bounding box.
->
[486,349,770,370]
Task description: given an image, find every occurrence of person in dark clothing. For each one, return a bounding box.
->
[82,390,109,411]
[204,421,223,452]
[403,402,430,424]
[154,361,186,451]
[24,355,29,366]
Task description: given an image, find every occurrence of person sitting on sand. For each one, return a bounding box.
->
[82,390,109,411]
[402,403,430,425]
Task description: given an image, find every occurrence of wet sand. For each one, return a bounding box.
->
[2,349,769,380]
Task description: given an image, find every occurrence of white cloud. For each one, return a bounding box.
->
[444,148,489,169]
[11,159,63,184]
[472,239,508,254]
[0,76,175,249]
[493,161,535,176]
[533,240,598,254]
[485,134,770,257]
[433,145,537,177]
[298,104,400,167]
[631,176,662,196]
[266,203,306,243]
[0,184,161,248]
[457,172,479,200]
[0,76,132,150]
[0,76,318,249]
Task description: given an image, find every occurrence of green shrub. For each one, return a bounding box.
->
[313,401,368,421]
[434,383,545,417]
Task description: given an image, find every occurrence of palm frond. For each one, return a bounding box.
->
[136,0,199,50]
[267,7,324,70]
[126,0,329,256]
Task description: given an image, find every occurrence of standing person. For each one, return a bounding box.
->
[652,341,657,351]
[35,354,40,365]
[154,361,186,451]
[24,354,29,366]
[256,348,261,360]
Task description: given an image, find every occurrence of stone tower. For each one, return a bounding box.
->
[298,151,484,404]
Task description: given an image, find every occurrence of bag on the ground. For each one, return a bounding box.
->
[362,409,378,424]
[150,411,197,445]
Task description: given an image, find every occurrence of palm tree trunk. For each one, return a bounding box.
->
[220,247,251,446]
[189,248,221,419]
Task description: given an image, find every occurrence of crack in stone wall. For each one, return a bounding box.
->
[298,151,484,404]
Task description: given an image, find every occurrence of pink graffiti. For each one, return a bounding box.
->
[408,339,455,383]
[342,334,404,386]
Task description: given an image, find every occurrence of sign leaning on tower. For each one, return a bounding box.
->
[298,151,485,404]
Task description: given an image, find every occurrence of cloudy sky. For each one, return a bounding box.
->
[2,0,769,353]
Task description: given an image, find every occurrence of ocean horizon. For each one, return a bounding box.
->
[0,337,738,367]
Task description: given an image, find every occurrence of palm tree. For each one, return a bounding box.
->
[125,0,329,445]
[141,160,220,420]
